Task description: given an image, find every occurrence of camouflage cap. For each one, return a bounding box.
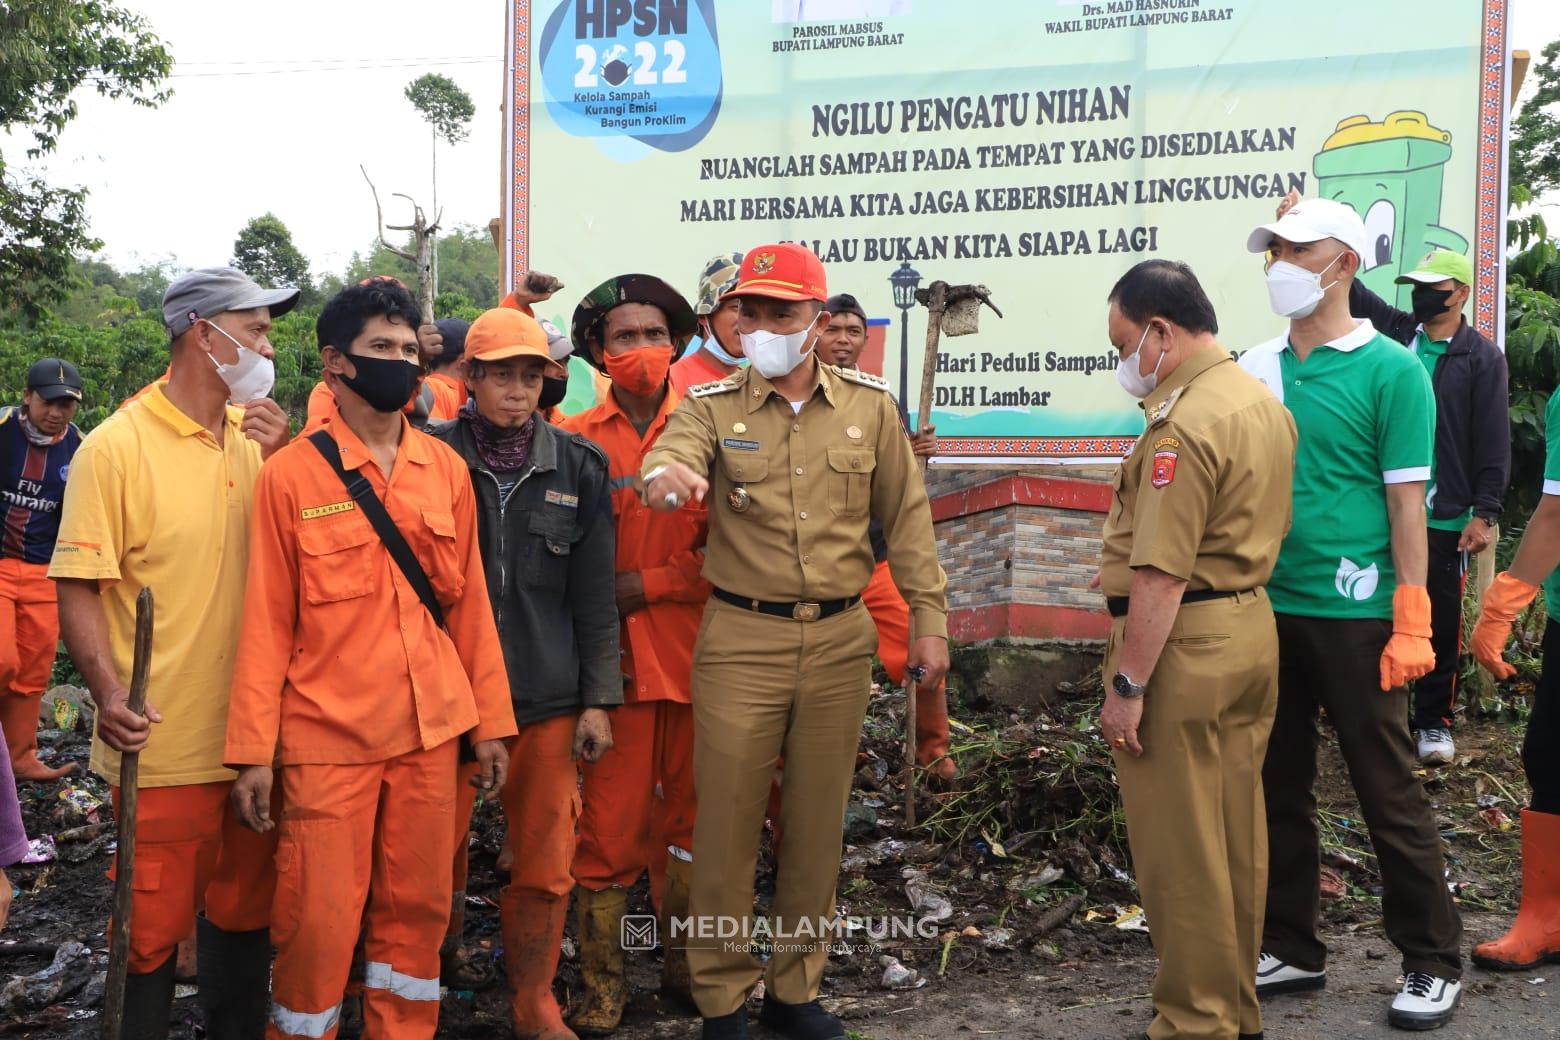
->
[570,273,698,371]
[694,251,745,315]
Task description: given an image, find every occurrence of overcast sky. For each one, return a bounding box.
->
[9,0,1560,280]
[16,0,508,277]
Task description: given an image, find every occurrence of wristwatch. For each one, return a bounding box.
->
[1111,671,1148,699]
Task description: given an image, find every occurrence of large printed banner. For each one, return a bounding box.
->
[506,0,1510,460]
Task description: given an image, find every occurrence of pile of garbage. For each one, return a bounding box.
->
[4,686,119,1033]
[2,671,1532,1034]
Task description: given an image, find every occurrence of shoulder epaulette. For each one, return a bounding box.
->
[1145,386,1185,427]
[833,365,891,392]
[688,374,742,398]
[569,431,610,469]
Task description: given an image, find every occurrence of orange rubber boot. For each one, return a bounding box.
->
[502,890,577,1040]
[915,683,958,781]
[0,693,74,781]
[1473,809,1560,970]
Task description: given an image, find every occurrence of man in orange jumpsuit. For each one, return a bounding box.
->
[669,253,745,396]
[423,319,470,419]
[429,306,621,1040]
[814,293,956,779]
[560,275,708,1031]
[0,360,85,781]
[52,267,296,1039]
[226,279,516,1040]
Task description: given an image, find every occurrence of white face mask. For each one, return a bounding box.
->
[1265,251,1344,320]
[742,327,817,379]
[1115,325,1164,399]
[203,321,275,404]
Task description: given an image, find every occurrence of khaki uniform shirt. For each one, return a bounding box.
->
[1100,346,1297,597]
[643,361,949,639]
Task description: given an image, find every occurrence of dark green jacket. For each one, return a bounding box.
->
[430,415,621,724]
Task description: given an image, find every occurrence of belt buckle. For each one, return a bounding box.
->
[792,601,821,621]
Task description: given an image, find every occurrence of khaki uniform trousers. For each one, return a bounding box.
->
[687,596,878,1017]
[1108,589,1278,1040]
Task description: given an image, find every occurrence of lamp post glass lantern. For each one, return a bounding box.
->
[889,261,922,416]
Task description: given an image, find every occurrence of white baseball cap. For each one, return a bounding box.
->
[1246,197,1371,264]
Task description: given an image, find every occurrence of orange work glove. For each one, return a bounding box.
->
[1379,585,1435,691]
[1470,572,1540,680]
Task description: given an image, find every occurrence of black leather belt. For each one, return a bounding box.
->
[1105,588,1252,619]
[713,587,860,621]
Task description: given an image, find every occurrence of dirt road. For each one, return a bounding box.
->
[836,917,1555,1039]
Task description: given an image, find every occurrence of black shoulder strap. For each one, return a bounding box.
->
[307,430,446,630]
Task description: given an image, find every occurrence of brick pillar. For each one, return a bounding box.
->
[925,467,1114,645]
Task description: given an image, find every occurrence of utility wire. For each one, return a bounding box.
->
[1,55,503,79]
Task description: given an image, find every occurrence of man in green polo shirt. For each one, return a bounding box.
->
[1239,197,1464,1031]
[1343,243,1509,764]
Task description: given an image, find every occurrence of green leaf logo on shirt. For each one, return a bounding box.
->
[1335,558,1380,602]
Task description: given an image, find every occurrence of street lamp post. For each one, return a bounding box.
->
[889,261,923,420]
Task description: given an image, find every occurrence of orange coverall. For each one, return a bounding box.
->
[667,347,731,398]
[226,405,515,1040]
[425,371,466,418]
[864,557,953,768]
[560,389,709,898]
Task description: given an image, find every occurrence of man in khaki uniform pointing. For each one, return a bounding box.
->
[643,242,948,1040]
[1098,260,1296,1040]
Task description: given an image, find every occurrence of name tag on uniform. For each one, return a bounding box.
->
[300,501,355,520]
[722,438,761,451]
[545,490,579,508]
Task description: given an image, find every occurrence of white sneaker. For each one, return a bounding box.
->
[1255,951,1326,996]
[1388,971,1461,1030]
[1415,728,1455,766]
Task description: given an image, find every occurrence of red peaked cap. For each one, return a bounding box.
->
[724,243,828,303]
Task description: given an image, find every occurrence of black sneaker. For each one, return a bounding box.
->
[757,997,846,1040]
[702,1010,751,1040]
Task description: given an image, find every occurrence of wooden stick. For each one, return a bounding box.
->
[914,281,949,471]
[103,587,154,1040]
[903,283,950,829]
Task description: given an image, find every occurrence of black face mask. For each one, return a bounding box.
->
[538,375,568,412]
[1410,286,1457,325]
[336,351,423,414]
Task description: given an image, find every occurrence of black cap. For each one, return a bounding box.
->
[825,293,868,325]
[431,319,470,370]
[26,358,83,402]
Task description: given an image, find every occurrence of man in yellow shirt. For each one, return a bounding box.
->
[51,267,295,1040]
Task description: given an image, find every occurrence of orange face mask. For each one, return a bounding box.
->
[603,346,674,396]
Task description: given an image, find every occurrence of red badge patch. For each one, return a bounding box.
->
[1151,450,1178,488]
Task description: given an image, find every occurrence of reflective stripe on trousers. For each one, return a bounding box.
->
[270,1002,342,1039]
[363,960,441,1002]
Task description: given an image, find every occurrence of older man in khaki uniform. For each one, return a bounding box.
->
[643,243,948,1040]
[1098,260,1296,1040]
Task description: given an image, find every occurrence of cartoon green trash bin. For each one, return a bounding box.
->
[1313,111,1469,310]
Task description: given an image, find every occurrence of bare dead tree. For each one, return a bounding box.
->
[361,164,440,321]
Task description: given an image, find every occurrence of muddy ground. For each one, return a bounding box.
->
[2,682,1549,1039]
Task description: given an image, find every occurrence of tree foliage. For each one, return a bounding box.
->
[404,73,475,147]
[1512,40,1560,199]
[343,224,500,313]
[0,1,172,317]
[233,213,315,305]
[0,225,502,436]
[1502,51,1560,524]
